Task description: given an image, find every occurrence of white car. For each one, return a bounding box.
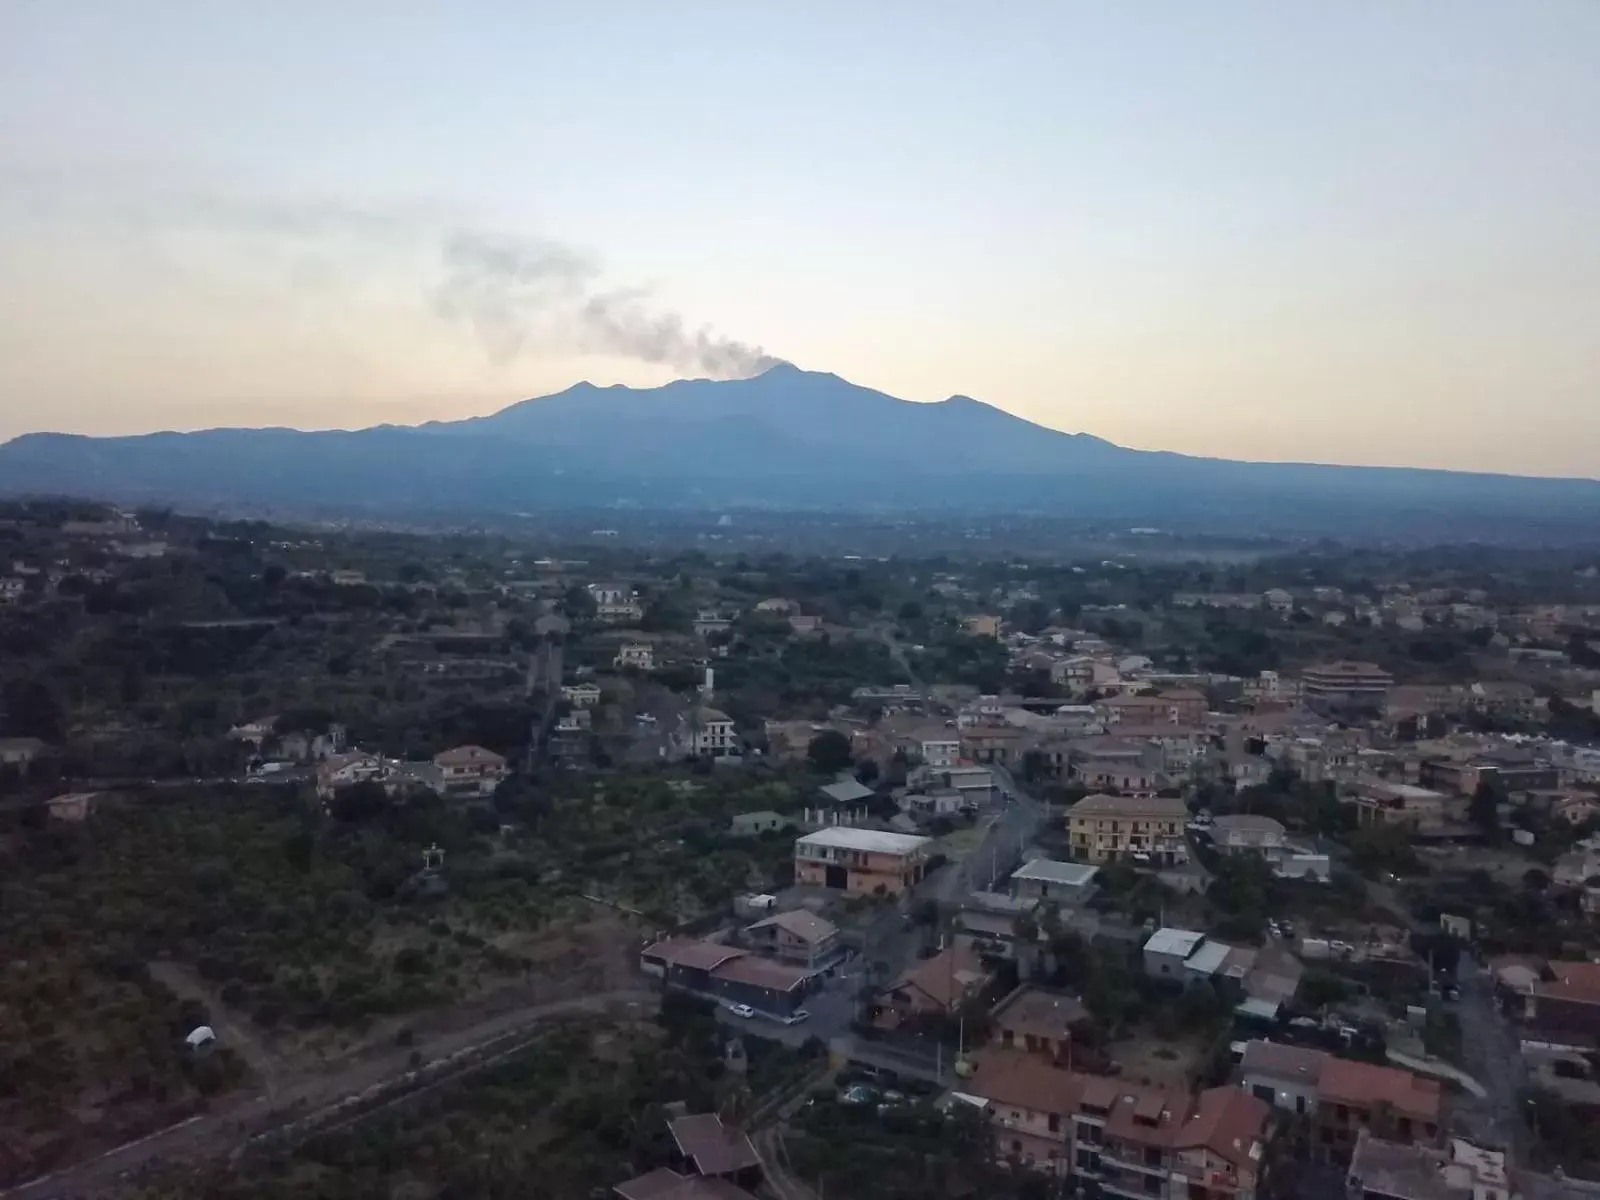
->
[727,1003,756,1019]
[784,1009,811,1025]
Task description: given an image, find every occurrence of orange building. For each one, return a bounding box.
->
[793,828,931,895]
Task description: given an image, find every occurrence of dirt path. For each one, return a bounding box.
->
[3,988,659,1200]
[146,962,283,1100]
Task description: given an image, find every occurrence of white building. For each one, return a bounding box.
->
[920,737,961,768]
[1143,927,1206,981]
[562,682,603,708]
[689,707,739,758]
[1237,1040,1327,1115]
[588,583,644,624]
[615,642,655,670]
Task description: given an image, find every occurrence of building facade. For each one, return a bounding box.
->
[1067,794,1190,865]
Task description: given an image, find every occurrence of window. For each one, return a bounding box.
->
[1012,1140,1023,1154]
[1296,1095,1307,1115]
[1049,1113,1061,1132]
[1145,1148,1163,1167]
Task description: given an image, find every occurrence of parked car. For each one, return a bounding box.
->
[784,1009,811,1025]
[727,1003,756,1019]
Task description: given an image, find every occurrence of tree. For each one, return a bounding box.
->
[807,730,853,775]
[855,758,880,785]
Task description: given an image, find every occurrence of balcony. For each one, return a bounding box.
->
[1100,1146,1170,1177]
[1100,1171,1167,1200]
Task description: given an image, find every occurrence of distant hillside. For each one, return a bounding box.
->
[1,363,1596,540]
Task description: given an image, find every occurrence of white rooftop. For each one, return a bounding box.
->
[1010,858,1099,888]
[1144,927,1206,958]
[796,827,932,855]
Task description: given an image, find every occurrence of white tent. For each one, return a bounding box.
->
[185,1025,216,1049]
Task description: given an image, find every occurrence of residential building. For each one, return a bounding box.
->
[1512,960,1600,1041]
[46,791,99,822]
[1242,671,1302,707]
[689,707,738,758]
[1209,815,1287,854]
[613,1170,758,1200]
[787,614,821,635]
[589,583,644,624]
[0,576,25,603]
[877,945,991,1028]
[1345,1132,1511,1200]
[615,641,655,670]
[1010,859,1099,905]
[562,682,602,708]
[921,736,961,768]
[729,810,792,837]
[742,909,841,969]
[793,827,931,895]
[1143,928,1207,982]
[990,987,1091,1065]
[966,614,1002,638]
[754,597,796,614]
[1350,780,1454,831]
[1302,661,1395,719]
[692,610,734,638]
[1066,793,1190,865]
[665,1112,763,1184]
[1315,1056,1443,1161]
[1237,1040,1328,1115]
[966,1057,1275,1199]
[1099,692,1204,728]
[639,939,810,1018]
[802,777,875,827]
[433,745,507,796]
[315,751,389,799]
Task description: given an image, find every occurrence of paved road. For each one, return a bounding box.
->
[1454,965,1525,1154]
[4,989,659,1200]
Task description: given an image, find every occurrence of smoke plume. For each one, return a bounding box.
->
[434,231,781,379]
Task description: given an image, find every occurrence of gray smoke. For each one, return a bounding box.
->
[435,231,781,379]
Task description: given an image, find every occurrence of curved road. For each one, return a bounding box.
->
[5,989,659,1200]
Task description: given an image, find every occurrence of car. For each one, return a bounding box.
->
[726,1004,756,1019]
[784,1009,811,1025]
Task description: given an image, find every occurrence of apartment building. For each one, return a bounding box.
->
[1349,780,1456,831]
[688,707,739,758]
[588,582,643,624]
[1302,661,1395,719]
[966,1054,1274,1199]
[432,744,508,797]
[1315,1057,1443,1162]
[614,641,655,670]
[1066,793,1190,866]
[792,827,931,895]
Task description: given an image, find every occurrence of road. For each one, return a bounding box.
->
[4,989,659,1200]
[1454,964,1525,1154]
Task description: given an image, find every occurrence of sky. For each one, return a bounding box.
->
[1,2,1597,476]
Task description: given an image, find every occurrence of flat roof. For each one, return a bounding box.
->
[796,827,931,855]
[1144,928,1206,958]
[818,779,876,804]
[1184,940,1232,976]
[1010,858,1099,888]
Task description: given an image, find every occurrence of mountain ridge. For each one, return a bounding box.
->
[1,365,1596,540]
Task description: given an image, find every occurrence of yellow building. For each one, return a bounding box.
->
[1066,793,1190,866]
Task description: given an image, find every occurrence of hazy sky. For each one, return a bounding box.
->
[2,3,1597,475]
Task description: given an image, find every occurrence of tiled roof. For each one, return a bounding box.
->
[1177,1087,1271,1168]
[1318,1057,1442,1122]
[1239,1039,1329,1086]
[667,1114,762,1177]
[966,1050,1085,1115]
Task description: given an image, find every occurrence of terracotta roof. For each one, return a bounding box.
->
[1067,793,1189,820]
[992,987,1091,1041]
[1103,1082,1190,1148]
[667,1114,762,1177]
[1549,961,1600,1000]
[746,909,838,945]
[966,1050,1085,1116]
[1317,1058,1442,1122]
[434,743,506,767]
[710,955,809,993]
[1177,1087,1272,1168]
[642,938,746,973]
[886,944,990,1011]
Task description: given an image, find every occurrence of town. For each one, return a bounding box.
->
[4,498,1600,1200]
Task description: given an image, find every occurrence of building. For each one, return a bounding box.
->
[964,1056,1275,1198]
[1209,815,1288,854]
[433,745,508,797]
[613,1170,757,1200]
[1315,1057,1443,1161]
[920,736,962,768]
[1302,661,1395,719]
[0,576,26,604]
[589,583,644,624]
[966,614,1002,638]
[1345,1132,1512,1200]
[315,751,390,799]
[729,810,792,837]
[1143,928,1207,981]
[793,827,931,895]
[639,939,811,1018]
[1237,1040,1328,1115]
[989,987,1091,1065]
[1010,859,1099,905]
[742,909,842,969]
[1351,780,1454,831]
[693,610,734,638]
[615,641,655,670]
[802,777,875,827]
[689,708,738,758]
[562,682,602,708]
[1513,960,1600,1041]
[1066,793,1190,865]
[877,944,991,1028]
[666,1112,763,1184]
